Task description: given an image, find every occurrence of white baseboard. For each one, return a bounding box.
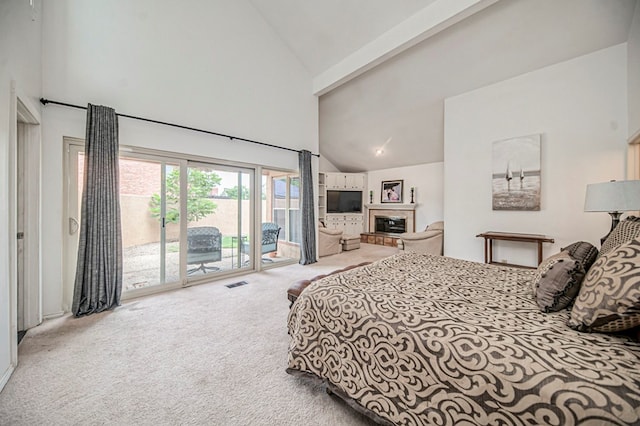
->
[0,364,16,393]
[42,311,65,320]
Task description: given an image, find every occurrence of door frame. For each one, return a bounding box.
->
[118,152,186,299]
[17,102,42,331]
[3,82,41,392]
[62,138,84,312]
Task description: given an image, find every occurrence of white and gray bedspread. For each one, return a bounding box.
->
[287,252,640,425]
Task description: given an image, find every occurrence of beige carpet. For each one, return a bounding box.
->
[0,244,397,425]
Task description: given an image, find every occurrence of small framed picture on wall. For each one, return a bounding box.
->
[381,180,403,203]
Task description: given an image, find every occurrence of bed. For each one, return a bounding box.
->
[286,251,640,425]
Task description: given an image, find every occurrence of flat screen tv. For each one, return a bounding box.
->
[327,190,363,213]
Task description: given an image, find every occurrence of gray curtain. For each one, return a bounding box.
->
[298,150,317,265]
[72,104,123,317]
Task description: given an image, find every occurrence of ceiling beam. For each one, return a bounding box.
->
[312,0,500,96]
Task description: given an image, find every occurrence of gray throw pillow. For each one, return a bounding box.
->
[531,251,586,313]
[562,241,598,271]
[600,216,640,257]
[568,238,640,333]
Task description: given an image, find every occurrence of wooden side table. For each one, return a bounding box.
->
[476,231,554,269]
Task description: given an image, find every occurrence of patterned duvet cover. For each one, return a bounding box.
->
[287,252,640,425]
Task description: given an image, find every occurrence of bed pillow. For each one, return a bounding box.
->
[562,241,598,271]
[568,238,640,333]
[531,251,586,312]
[599,216,640,257]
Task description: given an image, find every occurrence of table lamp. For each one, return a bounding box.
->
[584,180,640,244]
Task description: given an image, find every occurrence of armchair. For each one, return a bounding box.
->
[318,221,343,257]
[398,221,444,255]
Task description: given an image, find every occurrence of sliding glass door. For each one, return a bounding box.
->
[64,140,285,305]
[185,162,254,280]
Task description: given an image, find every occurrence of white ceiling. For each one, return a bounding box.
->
[250,0,638,172]
[248,0,438,76]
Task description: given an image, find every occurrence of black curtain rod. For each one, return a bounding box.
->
[40,98,320,157]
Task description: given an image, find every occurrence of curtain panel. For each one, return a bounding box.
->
[72,104,123,316]
[298,150,317,265]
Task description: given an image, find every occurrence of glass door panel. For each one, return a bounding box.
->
[63,144,84,311]
[186,163,253,278]
[262,169,300,264]
[120,156,181,292]
[289,177,301,244]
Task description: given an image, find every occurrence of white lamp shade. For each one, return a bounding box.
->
[584,180,640,212]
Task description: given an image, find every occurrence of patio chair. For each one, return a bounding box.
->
[242,222,281,263]
[187,226,222,274]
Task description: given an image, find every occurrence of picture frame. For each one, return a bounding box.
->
[381,180,403,203]
[492,134,541,211]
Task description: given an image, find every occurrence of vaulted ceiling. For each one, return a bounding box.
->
[249,0,638,172]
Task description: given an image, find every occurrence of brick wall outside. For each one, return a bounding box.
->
[78,154,165,196]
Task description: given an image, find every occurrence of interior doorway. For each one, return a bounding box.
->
[17,120,26,342]
[15,98,41,344]
[2,88,41,394]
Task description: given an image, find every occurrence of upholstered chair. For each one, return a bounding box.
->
[398,221,444,255]
[318,221,343,257]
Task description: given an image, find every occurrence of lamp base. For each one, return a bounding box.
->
[600,211,622,245]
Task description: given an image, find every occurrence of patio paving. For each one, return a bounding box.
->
[122,242,295,291]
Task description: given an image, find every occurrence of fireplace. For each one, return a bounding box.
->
[366,205,415,234]
[375,216,406,234]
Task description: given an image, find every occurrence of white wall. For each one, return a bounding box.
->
[366,162,444,231]
[41,0,317,316]
[629,0,640,138]
[319,156,340,172]
[0,0,42,390]
[444,44,628,266]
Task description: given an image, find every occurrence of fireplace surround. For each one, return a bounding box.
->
[366,204,416,234]
[375,216,406,234]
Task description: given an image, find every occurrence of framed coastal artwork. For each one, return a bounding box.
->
[492,134,541,211]
[381,180,403,203]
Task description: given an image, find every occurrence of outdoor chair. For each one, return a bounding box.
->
[187,226,222,274]
[242,222,281,263]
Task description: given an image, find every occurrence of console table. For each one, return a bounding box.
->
[476,231,554,269]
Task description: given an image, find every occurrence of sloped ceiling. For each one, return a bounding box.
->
[248,0,438,76]
[250,0,637,172]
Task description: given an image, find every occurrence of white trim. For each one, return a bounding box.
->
[42,311,65,320]
[0,364,16,392]
[312,0,500,95]
[628,128,640,145]
[365,203,418,210]
[16,97,40,124]
[7,81,19,386]
[62,140,83,312]
[17,114,42,330]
